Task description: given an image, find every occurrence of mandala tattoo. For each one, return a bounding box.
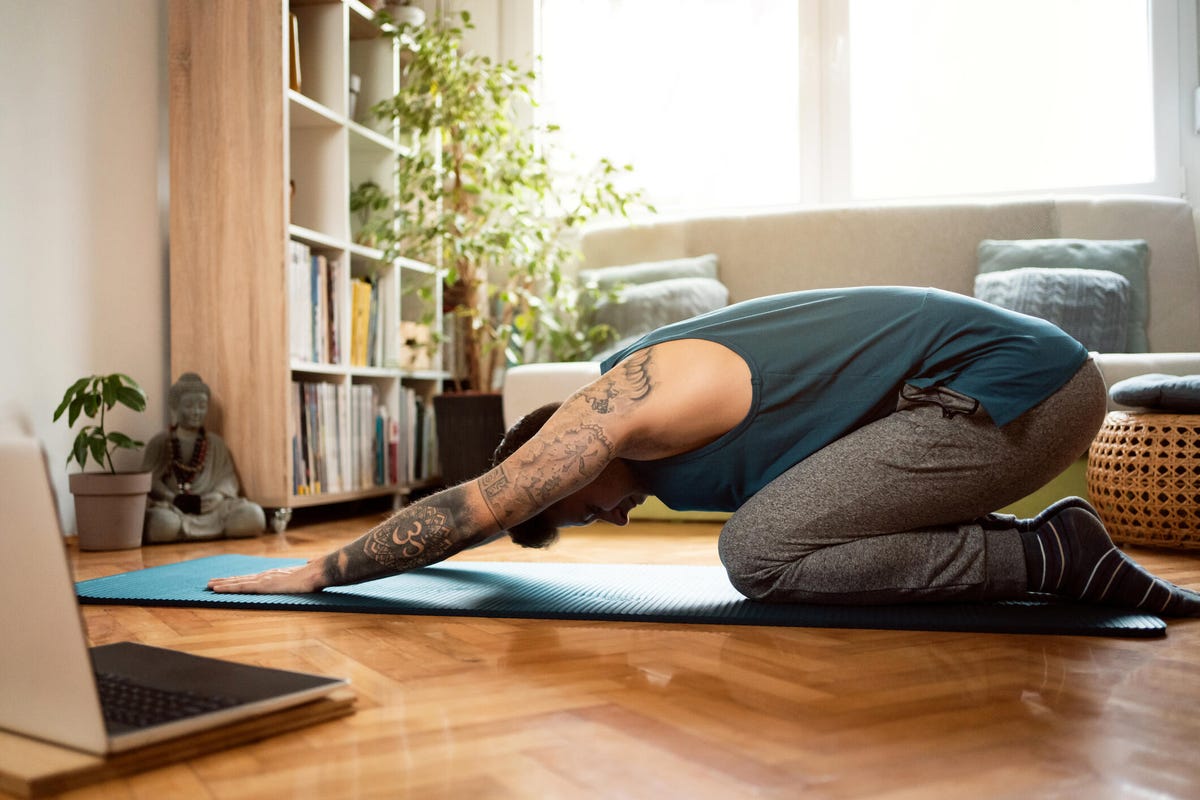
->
[362,506,455,570]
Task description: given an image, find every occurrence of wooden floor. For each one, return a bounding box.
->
[45,511,1200,799]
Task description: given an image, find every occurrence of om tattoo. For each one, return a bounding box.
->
[362,506,454,570]
[321,490,471,585]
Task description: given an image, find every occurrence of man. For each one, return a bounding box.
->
[210,287,1200,616]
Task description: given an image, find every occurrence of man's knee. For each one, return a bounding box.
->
[718,517,776,601]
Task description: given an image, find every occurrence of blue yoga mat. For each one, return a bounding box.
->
[76,555,1166,637]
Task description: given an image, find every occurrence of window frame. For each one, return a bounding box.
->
[502,0,1184,210]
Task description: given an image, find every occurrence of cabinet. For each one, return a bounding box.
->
[168,0,444,524]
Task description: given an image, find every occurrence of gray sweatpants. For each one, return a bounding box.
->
[718,360,1107,604]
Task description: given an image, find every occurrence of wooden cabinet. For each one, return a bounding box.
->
[168,0,443,524]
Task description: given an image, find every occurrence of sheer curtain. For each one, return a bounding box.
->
[536,0,1174,213]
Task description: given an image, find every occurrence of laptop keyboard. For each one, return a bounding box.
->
[95,670,240,729]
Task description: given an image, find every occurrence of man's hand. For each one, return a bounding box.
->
[207,559,326,594]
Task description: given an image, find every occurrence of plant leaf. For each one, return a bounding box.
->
[53,377,89,421]
[88,435,107,466]
[115,385,147,412]
[70,435,89,469]
[101,375,118,408]
[106,432,143,450]
[67,396,85,427]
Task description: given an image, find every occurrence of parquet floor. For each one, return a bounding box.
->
[49,510,1200,799]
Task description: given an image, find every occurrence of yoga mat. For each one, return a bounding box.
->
[76,555,1166,637]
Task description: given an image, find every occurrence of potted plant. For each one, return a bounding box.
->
[53,374,152,550]
[350,179,394,249]
[372,10,649,481]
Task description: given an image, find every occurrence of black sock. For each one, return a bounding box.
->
[1019,507,1200,617]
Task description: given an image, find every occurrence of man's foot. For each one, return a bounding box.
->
[1019,507,1200,617]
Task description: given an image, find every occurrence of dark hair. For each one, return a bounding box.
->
[491,402,562,548]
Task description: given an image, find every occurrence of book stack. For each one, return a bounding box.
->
[398,386,438,485]
[292,381,408,495]
[348,269,398,368]
[288,240,343,364]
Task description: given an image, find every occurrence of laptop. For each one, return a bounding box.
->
[0,421,349,755]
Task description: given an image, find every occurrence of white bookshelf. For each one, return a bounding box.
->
[169,0,445,525]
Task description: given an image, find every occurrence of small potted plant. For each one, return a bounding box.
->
[350,179,394,249]
[53,373,152,550]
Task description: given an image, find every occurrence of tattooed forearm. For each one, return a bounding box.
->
[481,420,615,525]
[479,346,656,530]
[478,468,509,527]
[320,485,475,586]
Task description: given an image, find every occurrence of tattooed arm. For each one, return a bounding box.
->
[206,482,501,593]
[207,340,750,594]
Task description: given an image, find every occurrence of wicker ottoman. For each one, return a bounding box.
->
[1086,411,1200,549]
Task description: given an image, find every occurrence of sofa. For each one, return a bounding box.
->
[503,194,1200,519]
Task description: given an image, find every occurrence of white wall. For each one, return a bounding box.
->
[0,0,168,533]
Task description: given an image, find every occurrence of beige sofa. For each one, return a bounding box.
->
[503,194,1200,518]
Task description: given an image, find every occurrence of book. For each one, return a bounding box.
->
[350,278,373,367]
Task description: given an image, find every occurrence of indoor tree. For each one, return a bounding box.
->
[373,10,650,392]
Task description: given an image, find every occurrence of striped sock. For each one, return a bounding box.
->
[1019,507,1200,617]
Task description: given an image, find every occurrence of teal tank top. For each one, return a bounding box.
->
[599,287,1088,512]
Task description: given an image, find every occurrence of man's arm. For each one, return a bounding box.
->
[206,481,499,593]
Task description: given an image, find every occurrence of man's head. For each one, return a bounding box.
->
[491,402,648,548]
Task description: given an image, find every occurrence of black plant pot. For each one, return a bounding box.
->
[433,392,506,486]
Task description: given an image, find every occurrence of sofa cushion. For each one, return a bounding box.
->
[590,276,730,356]
[580,253,719,289]
[973,267,1131,353]
[977,238,1149,351]
[1109,373,1200,412]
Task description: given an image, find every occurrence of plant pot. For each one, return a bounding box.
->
[68,471,152,551]
[386,3,426,26]
[433,392,506,486]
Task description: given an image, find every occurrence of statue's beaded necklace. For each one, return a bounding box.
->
[168,425,208,493]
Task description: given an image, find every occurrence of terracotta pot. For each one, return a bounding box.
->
[68,471,152,551]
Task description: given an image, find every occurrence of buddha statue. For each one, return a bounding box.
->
[143,373,265,542]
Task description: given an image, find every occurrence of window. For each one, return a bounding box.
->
[842,0,1163,200]
[538,0,803,213]
[532,0,1181,213]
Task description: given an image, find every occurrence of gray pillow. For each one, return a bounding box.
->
[973,267,1131,353]
[590,276,729,345]
[580,254,719,290]
[977,238,1149,352]
[1109,373,1200,412]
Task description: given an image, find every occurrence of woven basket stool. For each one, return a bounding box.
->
[1086,411,1200,549]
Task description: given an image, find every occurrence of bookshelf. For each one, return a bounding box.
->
[169,0,445,527]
